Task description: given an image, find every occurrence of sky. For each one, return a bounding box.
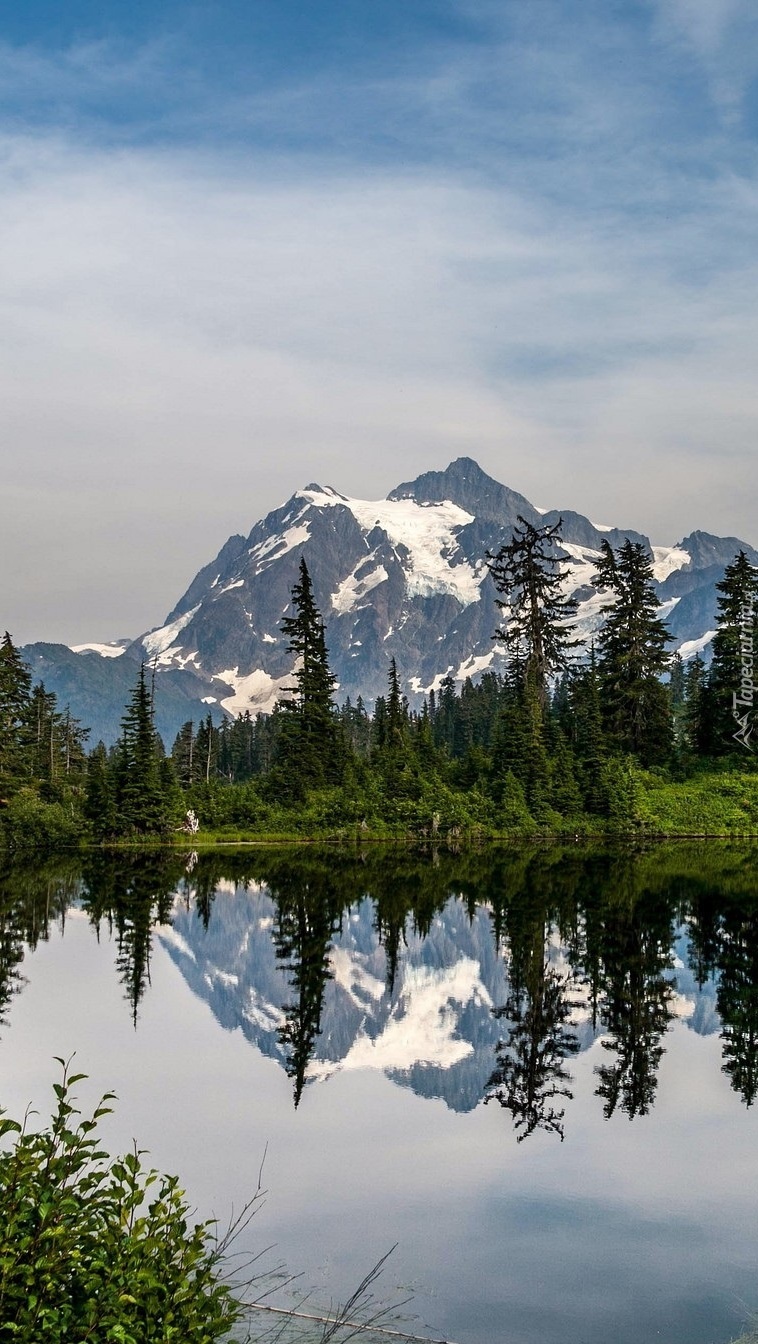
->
[2,0,758,644]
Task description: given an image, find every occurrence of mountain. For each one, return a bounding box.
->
[21,457,758,744]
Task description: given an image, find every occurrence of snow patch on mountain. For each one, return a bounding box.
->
[214,666,292,716]
[331,560,389,615]
[70,641,128,658]
[560,542,602,594]
[249,524,311,574]
[652,545,690,582]
[679,630,717,660]
[299,489,482,605]
[142,605,201,661]
[455,650,505,682]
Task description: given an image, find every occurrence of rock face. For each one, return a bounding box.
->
[21,456,758,743]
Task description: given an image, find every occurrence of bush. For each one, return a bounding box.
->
[0,1062,246,1343]
[0,789,84,854]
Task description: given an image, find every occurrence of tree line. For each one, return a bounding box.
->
[1,519,757,844]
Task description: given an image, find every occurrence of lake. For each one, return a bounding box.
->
[1,842,758,1344]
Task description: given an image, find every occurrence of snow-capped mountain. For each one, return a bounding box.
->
[22,457,758,742]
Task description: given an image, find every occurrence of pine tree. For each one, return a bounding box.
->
[683,654,709,756]
[593,540,673,765]
[114,664,173,834]
[698,551,758,756]
[275,558,342,789]
[487,516,578,709]
[491,667,551,818]
[567,650,610,814]
[194,715,218,785]
[171,721,196,787]
[385,658,407,752]
[0,633,32,795]
[85,742,118,837]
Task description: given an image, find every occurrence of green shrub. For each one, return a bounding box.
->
[0,789,84,853]
[0,1062,245,1343]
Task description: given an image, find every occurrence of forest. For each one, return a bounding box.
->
[1,520,758,850]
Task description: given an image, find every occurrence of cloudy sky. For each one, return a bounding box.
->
[2,0,758,644]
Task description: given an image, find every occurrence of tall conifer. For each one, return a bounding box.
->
[593,541,673,765]
[276,558,342,788]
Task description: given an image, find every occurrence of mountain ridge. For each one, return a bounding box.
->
[20,457,758,744]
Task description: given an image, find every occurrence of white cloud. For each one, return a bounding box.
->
[1,19,757,643]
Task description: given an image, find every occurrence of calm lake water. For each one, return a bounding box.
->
[2,843,758,1344]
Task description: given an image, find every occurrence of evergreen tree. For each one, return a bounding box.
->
[567,650,610,814]
[385,658,407,752]
[85,742,118,838]
[697,551,758,756]
[593,541,673,765]
[0,634,32,795]
[275,559,343,789]
[171,721,196,787]
[682,655,714,763]
[194,715,218,785]
[114,665,175,834]
[487,516,578,708]
[491,667,551,818]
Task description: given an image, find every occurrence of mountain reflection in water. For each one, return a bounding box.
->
[1,843,756,1143]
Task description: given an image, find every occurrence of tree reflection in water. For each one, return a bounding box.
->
[2,842,758,1134]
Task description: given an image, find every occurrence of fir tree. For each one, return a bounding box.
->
[385,658,407,752]
[593,540,673,765]
[85,742,118,838]
[487,516,578,708]
[275,558,343,789]
[114,664,174,834]
[171,721,196,787]
[567,650,610,814]
[0,633,32,795]
[194,715,218,785]
[697,551,758,756]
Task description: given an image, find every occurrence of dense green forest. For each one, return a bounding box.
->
[2,523,757,849]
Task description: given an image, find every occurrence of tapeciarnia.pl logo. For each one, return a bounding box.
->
[733,603,755,750]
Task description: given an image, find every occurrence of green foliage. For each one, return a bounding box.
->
[694,551,758,757]
[636,769,758,834]
[487,515,579,706]
[0,1062,245,1343]
[275,558,344,791]
[114,665,181,836]
[4,541,758,848]
[0,789,84,853]
[593,540,674,765]
[0,632,33,796]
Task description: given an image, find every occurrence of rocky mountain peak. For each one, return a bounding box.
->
[388,456,538,526]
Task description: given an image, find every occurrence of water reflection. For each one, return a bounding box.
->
[2,843,758,1140]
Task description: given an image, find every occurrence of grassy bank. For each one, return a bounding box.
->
[4,767,758,853]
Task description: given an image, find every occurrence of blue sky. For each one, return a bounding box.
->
[2,0,758,641]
